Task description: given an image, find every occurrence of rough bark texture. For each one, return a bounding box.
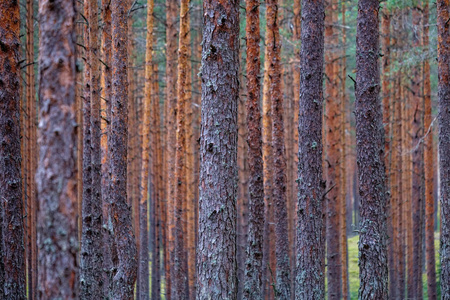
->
[139,0,154,296]
[262,50,276,300]
[165,0,179,294]
[243,0,264,297]
[423,1,437,298]
[381,8,396,299]
[196,0,239,296]
[80,0,104,297]
[266,0,291,297]
[324,2,342,298]
[101,0,115,295]
[295,0,325,298]
[151,61,163,300]
[110,0,138,298]
[410,7,424,299]
[355,0,388,298]
[26,0,37,296]
[0,0,26,297]
[438,0,450,297]
[173,0,190,296]
[37,0,79,297]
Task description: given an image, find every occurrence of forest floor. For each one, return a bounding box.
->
[347,234,441,299]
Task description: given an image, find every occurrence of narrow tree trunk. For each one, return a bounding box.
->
[325,2,342,298]
[110,0,138,297]
[26,0,37,297]
[381,8,396,299]
[266,0,291,296]
[340,3,349,298]
[81,0,104,297]
[262,51,276,300]
[295,0,325,297]
[37,0,79,296]
[243,0,264,297]
[101,0,115,295]
[0,0,26,297]
[355,0,388,297]
[437,0,450,296]
[196,0,239,296]
[410,7,425,299]
[165,0,179,295]
[173,0,190,296]
[423,1,437,298]
[139,0,155,295]
[151,61,163,300]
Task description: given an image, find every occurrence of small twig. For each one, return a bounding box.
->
[348,74,356,86]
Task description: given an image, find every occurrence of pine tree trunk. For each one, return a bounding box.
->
[437,0,450,296]
[101,0,115,295]
[37,0,79,296]
[243,0,264,297]
[262,51,276,300]
[173,0,190,296]
[151,61,163,300]
[325,3,342,298]
[139,0,155,295]
[423,2,437,298]
[0,0,26,297]
[196,0,239,296]
[410,7,425,299]
[265,0,291,296]
[110,0,138,298]
[355,0,388,297]
[81,0,104,297]
[295,0,325,297]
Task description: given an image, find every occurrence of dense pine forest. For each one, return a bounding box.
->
[0,0,449,298]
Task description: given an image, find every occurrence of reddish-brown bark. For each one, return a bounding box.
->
[295,0,325,297]
[0,0,26,297]
[173,0,190,296]
[262,51,276,300]
[437,0,450,296]
[266,0,291,296]
[196,0,239,296]
[243,0,264,297]
[37,0,79,297]
[110,0,138,298]
[355,0,388,298]
[423,1,437,298]
[325,3,342,298]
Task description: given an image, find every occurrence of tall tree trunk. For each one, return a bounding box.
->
[437,0,450,296]
[325,2,342,298]
[340,3,349,298]
[101,0,115,295]
[81,0,104,297]
[37,0,79,296]
[139,0,155,295]
[151,61,163,300]
[266,0,291,296]
[410,7,425,299]
[295,0,325,297]
[381,8,395,299]
[243,0,264,297]
[173,0,190,296]
[0,0,26,297]
[110,0,138,298]
[355,0,389,298]
[262,51,276,300]
[196,0,239,296]
[165,0,179,295]
[423,1,437,298]
[26,0,37,297]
